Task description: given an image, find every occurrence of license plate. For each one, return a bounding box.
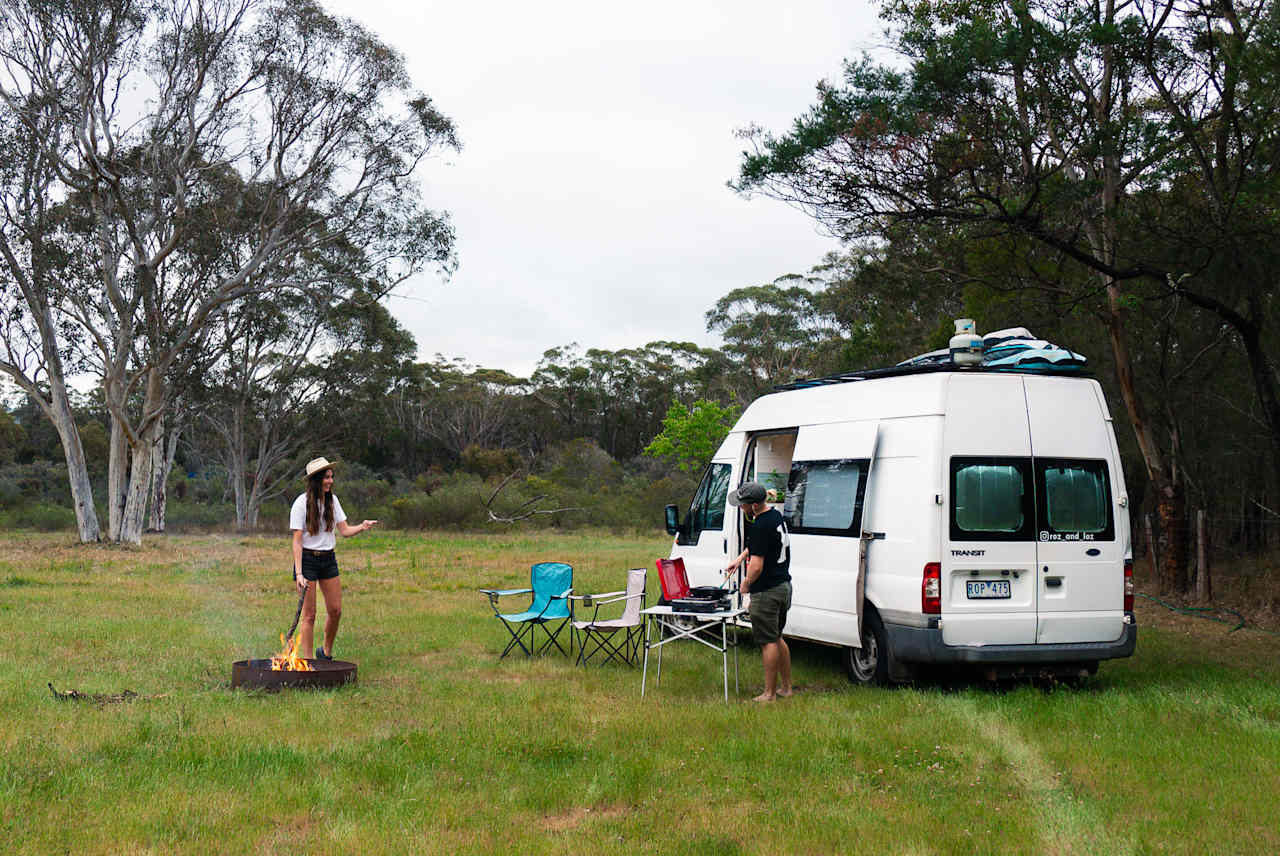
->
[966,579,1011,599]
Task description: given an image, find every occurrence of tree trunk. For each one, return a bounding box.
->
[1153,479,1188,593]
[246,483,261,529]
[109,369,165,545]
[47,387,101,543]
[1103,283,1190,592]
[148,415,179,532]
[107,417,129,541]
[117,437,154,545]
[1196,509,1211,603]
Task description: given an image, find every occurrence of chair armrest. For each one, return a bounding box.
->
[570,589,625,607]
[480,588,532,613]
[593,591,640,606]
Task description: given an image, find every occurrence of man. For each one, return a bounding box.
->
[725,481,792,702]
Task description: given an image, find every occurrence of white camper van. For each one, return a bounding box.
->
[663,362,1137,684]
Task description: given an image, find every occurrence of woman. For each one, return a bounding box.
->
[290,457,378,660]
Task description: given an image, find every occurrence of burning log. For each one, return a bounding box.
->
[270,633,313,672]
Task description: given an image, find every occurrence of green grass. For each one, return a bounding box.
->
[1,530,1277,854]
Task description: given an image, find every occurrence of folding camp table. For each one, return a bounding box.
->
[640,604,746,703]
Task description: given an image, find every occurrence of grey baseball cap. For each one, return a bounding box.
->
[727,481,768,507]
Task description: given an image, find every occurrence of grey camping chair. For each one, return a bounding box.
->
[570,567,646,666]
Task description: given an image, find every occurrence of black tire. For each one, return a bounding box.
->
[845,607,890,686]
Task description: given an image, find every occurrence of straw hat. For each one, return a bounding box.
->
[304,457,337,478]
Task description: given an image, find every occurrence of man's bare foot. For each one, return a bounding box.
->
[752,692,776,702]
[777,687,794,698]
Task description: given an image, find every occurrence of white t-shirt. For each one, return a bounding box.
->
[290,493,347,551]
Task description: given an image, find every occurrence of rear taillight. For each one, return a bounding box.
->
[1123,559,1134,612]
[922,562,941,614]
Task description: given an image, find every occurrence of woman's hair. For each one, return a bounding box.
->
[305,470,335,536]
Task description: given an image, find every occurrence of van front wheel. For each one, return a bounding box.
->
[845,609,890,686]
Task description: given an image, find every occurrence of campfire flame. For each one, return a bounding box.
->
[270,634,313,671]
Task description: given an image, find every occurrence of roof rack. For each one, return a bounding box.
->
[773,362,1092,392]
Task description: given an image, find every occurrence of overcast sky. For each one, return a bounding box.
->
[324,0,881,378]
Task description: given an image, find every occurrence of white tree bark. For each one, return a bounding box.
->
[147,413,180,533]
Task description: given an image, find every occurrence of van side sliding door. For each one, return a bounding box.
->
[783,422,878,646]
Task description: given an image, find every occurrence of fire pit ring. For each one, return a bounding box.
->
[231,658,357,691]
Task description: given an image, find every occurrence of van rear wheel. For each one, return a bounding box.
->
[845,609,890,686]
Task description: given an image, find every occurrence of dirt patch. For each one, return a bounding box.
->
[541,804,628,832]
[1134,550,1280,635]
[1136,588,1280,641]
[254,811,318,852]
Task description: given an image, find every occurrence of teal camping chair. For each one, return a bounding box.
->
[481,562,574,658]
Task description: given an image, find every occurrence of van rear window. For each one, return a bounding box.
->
[1037,459,1114,541]
[950,457,1034,541]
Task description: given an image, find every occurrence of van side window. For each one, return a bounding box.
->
[1036,458,1114,541]
[785,459,868,536]
[950,457,1034,541]
[678,463,732,545]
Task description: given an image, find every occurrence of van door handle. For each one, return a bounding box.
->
[1045,577,1063,588]
[723,539,727,554]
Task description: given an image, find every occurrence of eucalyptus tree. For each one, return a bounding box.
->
[408,357,530,465]
[705,277,844,396]
[0,109,102,540]
[0,0,457,543]
[196,291,327,530]
[733,0,1280,590]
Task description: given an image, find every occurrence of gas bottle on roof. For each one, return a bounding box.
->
[949,318,984,367]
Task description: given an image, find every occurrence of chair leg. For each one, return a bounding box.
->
[578,627,635,667]
[578,628,607,665]
[498,618,534,659]
[538,619,572,657]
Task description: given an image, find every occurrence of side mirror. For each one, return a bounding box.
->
[664,504,680,536]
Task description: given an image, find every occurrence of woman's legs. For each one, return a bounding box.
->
[297,579,319,656]
[317,575,343,657]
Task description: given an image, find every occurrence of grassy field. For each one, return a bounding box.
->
[1,529,1277,855]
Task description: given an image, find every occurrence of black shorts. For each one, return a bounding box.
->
[299,549,340,581]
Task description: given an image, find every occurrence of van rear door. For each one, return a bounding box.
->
[942,374,1038,646]
[1024,377,1126,644]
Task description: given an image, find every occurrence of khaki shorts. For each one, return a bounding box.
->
[748,581,792,644]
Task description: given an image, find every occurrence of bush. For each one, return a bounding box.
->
[390,472,492,529]
[164,501,236,531]
[3,502,76,532]
[0,476,20,509]
[0,461,72,505]
[334,461,395,509]
[460,445,521,478]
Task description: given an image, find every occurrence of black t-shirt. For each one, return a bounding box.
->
[745,508,790,592]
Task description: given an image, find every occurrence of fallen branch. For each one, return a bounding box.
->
[483,470,587,523]
[48,683,168,705]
